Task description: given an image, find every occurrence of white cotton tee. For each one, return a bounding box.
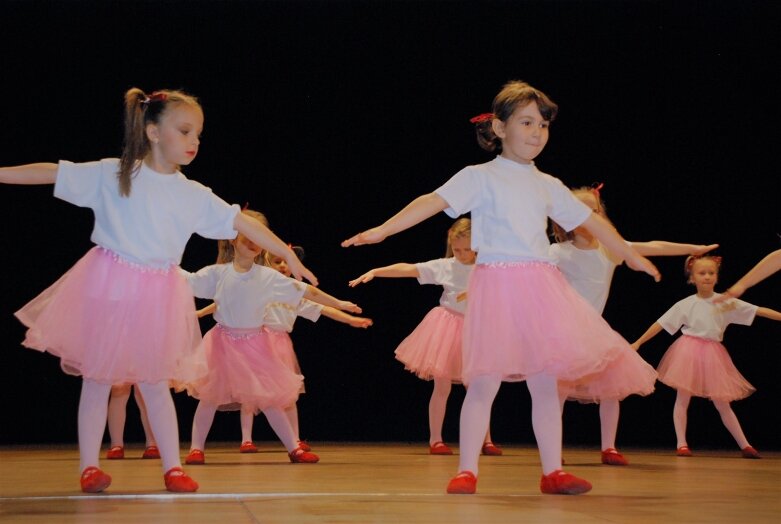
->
[264,298,324,332]
[54,158,240,268]
[415,257,473,314]
[184,263,307,329]
[435,156,592,264]
[657,294,758,341]
[549,241,624,314]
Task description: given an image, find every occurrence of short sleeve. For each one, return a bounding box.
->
[657,304,683,335]
[184,265,223,299]
[297,299,324,322]
[193,189,241,240]
[416,259,448,286]
[546,177,592,232]
[722,298,758,326]
[435,167,480,218]
[54,159,108,208]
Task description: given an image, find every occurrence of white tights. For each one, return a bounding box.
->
[107,384,156,448]
[559,395,620,451]
[673,391,749,449]
[192,402,299,453]
[430,378,494,446]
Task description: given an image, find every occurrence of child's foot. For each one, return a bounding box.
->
[540,470,592,495]
[80,466,112,493]
[239,441,258,453]
[741,446,761,459]
[164,467,199,492]
[142,446,160,459]
[676,446,693,457]
[288,446,320,463]
[429,441,453,455]
[446,471,477,494]
[185,449,205,465]
[297,440,312,452]
[106,446,124,460]
[601,448,628,466]
[481,442,503,456]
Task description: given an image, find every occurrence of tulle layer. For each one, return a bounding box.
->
[262,328,305,393]
[462,262,656,401]
[185,326,303,413]
[394,306,463,382]
[15,247,206,385]
[657,335,755,401]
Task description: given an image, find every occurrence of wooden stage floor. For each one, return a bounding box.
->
[0,443,778,523]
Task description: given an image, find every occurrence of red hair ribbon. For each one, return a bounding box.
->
[141,91,168,106]
[469,113,495,124]
[591,182,604,197]
[242,202,250,210]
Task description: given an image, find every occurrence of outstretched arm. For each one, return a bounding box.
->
[196,303,216,319]
[581,213,661,281]
[756,306,781,322]
[716,249,781,302]
[631,241,719,258]
[0,163,58,185]
[304,285,362,314]
[342,193,448,247]
[321,306,374,328]
[631,322,664,351]
[234,212,317,285]
[348,263,419,287]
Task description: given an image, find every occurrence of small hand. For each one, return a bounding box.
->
[692,243,719,256]
[342,227,386,247]
[627,255,661,282]
[713,283,745,303]
[350,317,374,328]
[348,271,375,287]
[289,258,318,286]
[339,301,362,314]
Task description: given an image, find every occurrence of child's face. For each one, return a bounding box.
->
[268,255,291,277]
[689,259,719,291]
[492,101,549,165]
[232,233,261,261]
[451,235,476,265]
[149,103,203,168]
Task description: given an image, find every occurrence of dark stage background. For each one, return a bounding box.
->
[0,1,778,451]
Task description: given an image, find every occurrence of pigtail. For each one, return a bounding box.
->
[118,88,150,197]
[470,113,500,152]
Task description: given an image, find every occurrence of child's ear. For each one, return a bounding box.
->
[491,118,506,139]
[146,123,160,144]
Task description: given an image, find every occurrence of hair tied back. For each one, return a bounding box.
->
[469,113,495,124]
[141,91,168,107]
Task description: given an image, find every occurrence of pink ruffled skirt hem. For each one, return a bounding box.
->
[262,327,305,393]
[394,306,463,382]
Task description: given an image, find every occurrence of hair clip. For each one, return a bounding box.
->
[141,91,168,107]
[469,113,495,124]
[590,181,604,197]
[242,202,250,211]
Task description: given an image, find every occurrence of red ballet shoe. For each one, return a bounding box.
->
[446,471,477,494]
[80,466,112,493]
[289,446,320,463]
[741,446,761,459]
[106,446,124,460]
[481,442,503,456]
[164,467,199,492]
[297,440,312,452]
[185,449,205,465]
[601,448,628,466]
[429,441,453,455]
[239,441,258,453]
[142,446,160,459]
[676,446,693,457]
[540,470,592,495]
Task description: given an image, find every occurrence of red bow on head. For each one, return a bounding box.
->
[469,113,495,124]
[141,91,168,107]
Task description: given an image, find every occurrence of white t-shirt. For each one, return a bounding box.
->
[415,257,473,314]
[184,263,307,329]
[55,158,240,268]
[657,294,758,342]
[264,298,324,332]
[435,156,591,264]
[549,241,622,314]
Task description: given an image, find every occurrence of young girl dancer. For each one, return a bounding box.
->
[106,384,159,459]
[716,248,781,301]
[550,184,718,466]
[182,209,362,465]
[0,87,316,493]
[631,255,781,458]
[343,80,660,495]
[250,248,373,454]
[349,218,501,456]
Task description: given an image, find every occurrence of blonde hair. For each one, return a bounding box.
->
[550,186,611,243]
[216,209,269,264]
[684,255,722,281]
[118,87,201,196]
[445,218,472,257]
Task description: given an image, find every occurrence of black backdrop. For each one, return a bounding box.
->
[0,1,778,450]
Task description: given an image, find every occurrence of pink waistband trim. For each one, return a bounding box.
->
[478,260,557,269]
[97,247,176,274]
[216,324,263,340]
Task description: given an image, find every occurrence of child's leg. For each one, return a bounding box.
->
[190,401,217,452]
[285,403,300,440]
[712,400,750,449]
[673,390,692,448]
[429,378,451,445]
[240,408,254,444]
[263,407,299,452]
[599,399,620,450]
[135,381,182,473]
[78,379,112,472]
[133,385,157,447]
[457,374,501,475]
[107,384,131,448]
[526,373,564,475]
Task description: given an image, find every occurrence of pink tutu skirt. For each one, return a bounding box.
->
[185,325,303,413]
[657,335,755,401]
[394,306,463,382]
[462,262,656,400]
[262,327,304,393]
[14,246,206,385]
